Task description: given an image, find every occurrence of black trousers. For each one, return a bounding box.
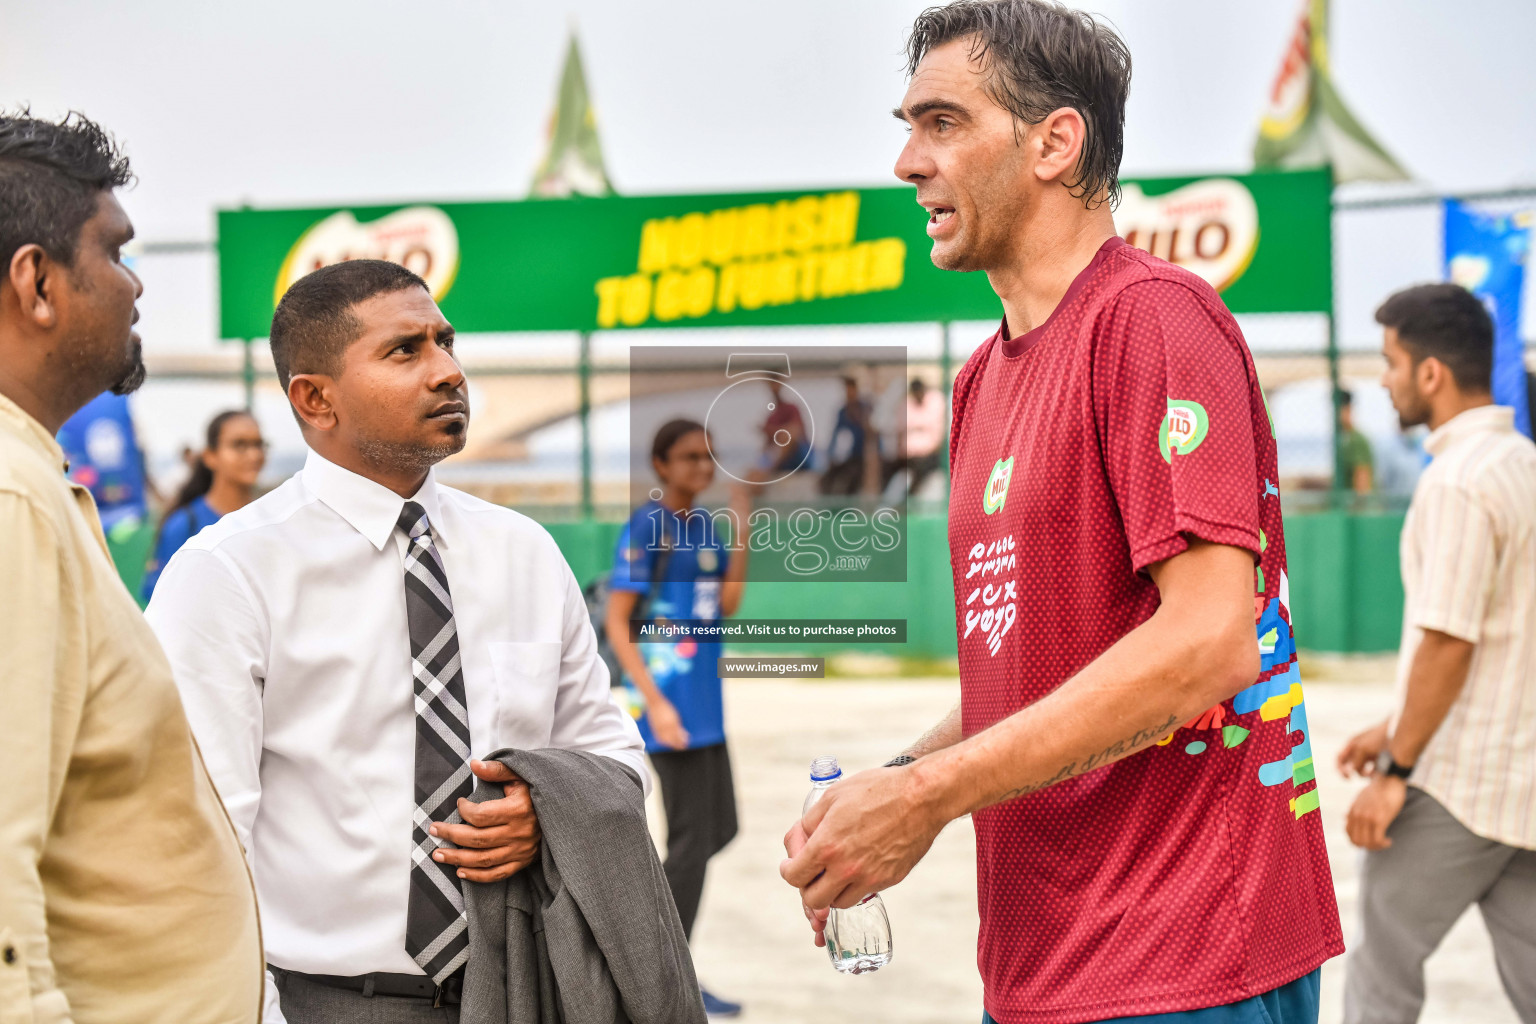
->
[649,742,739,940]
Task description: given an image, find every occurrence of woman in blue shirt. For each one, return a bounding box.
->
[604,418,750,1019]
[141,410,265,602]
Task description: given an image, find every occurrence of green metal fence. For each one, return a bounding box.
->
[545,511,1406,657]
[114,509,1404,655]
[1283,510,1405,653]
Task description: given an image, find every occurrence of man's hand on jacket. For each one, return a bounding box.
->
[430,759,541,882]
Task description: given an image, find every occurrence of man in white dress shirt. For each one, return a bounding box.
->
[147,259,647,1024]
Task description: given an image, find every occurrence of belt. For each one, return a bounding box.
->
[273,966,465,1007]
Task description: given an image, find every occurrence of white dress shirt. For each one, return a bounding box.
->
[146,450,646,1022]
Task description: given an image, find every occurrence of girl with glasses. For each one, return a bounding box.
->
[141,410,266,601]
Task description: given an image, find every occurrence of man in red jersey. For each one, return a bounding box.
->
[780,3,1342,1022]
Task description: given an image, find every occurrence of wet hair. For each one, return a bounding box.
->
[651,418,706,465]
[269,259,428,390]
[156,410,254,544]
[905,0,1131,208]
[1375,283,1494,393]
[0,109,133,270]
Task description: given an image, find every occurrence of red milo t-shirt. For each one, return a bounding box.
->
[948,237,1342,1023]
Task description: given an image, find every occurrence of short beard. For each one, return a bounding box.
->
[109,340,147,395]
[355,430,467,476]
[933,155,1033,273]
[932,202,1026,274]
[1394,392,1431,431]
[930,242,975,273]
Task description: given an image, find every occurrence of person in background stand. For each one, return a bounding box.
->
[884,376,946,496]
[756,378,809,480]
[141,409,266,601]
[820,375,878,496]
[1336,390,1375,497]
[605,418,750,1021]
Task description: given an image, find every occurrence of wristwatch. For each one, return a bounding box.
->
[1376,751,1414,780]
[884,755,917,768]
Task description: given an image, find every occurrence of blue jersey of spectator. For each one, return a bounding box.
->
[140,410,266,602]
[57,391,148,536]
[610,500,730,753]
[828,398,877,464]
[141,496,221,602]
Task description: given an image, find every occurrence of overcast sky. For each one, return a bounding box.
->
[7,0,1534,476]
[6,0,1535,240]
[3,0,1535,365]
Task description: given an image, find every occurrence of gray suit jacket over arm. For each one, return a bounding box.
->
[460,748,706,1024]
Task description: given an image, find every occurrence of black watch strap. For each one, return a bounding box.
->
[884,755,917,768]
[1378,751,1413,779]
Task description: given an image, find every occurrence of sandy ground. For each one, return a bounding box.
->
[651,659,1524,1023]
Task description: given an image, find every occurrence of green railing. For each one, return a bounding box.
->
[1282,510,1405,653]
[108,520,156,606]
[112,509,1405,655]
[542,510,1405,657]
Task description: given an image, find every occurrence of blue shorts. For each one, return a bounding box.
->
[982,969,1319,1024]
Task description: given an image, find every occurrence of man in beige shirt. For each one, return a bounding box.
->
[0,111,263,1022]
[1338,283,1536,1023]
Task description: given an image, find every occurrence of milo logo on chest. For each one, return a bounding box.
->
[982,456,1014,515]
[1159,399,1209,463]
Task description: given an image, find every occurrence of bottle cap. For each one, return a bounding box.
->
[809,755,842,782]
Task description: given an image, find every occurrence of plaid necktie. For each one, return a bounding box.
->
[398,501,472,983]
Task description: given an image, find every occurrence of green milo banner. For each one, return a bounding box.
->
[217,168,1331,339]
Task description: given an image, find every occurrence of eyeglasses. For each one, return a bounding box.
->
[224,439,270,454]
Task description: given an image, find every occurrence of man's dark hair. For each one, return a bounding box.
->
[906,0,1131,208]
[1374,283,1494,393]
[0,110,133,271]
[269,259,428,390]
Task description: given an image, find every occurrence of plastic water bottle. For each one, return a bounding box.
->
[802,756,894,975]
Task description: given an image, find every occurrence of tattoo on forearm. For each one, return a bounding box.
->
[999,713,1180,803]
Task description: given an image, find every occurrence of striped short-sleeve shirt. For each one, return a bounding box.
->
[1395,404,1536,849]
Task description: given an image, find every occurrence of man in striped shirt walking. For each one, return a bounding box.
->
[1338,283,1536,1024]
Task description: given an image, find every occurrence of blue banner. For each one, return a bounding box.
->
[57,391,149,539]
[1443,200,1532,438]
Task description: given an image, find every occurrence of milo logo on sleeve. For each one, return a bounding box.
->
[983,456,1014,514]
[1159,399,1209,463]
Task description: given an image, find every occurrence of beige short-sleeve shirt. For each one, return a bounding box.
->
[0,392,263,1023]
[1395,404,1536,849]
